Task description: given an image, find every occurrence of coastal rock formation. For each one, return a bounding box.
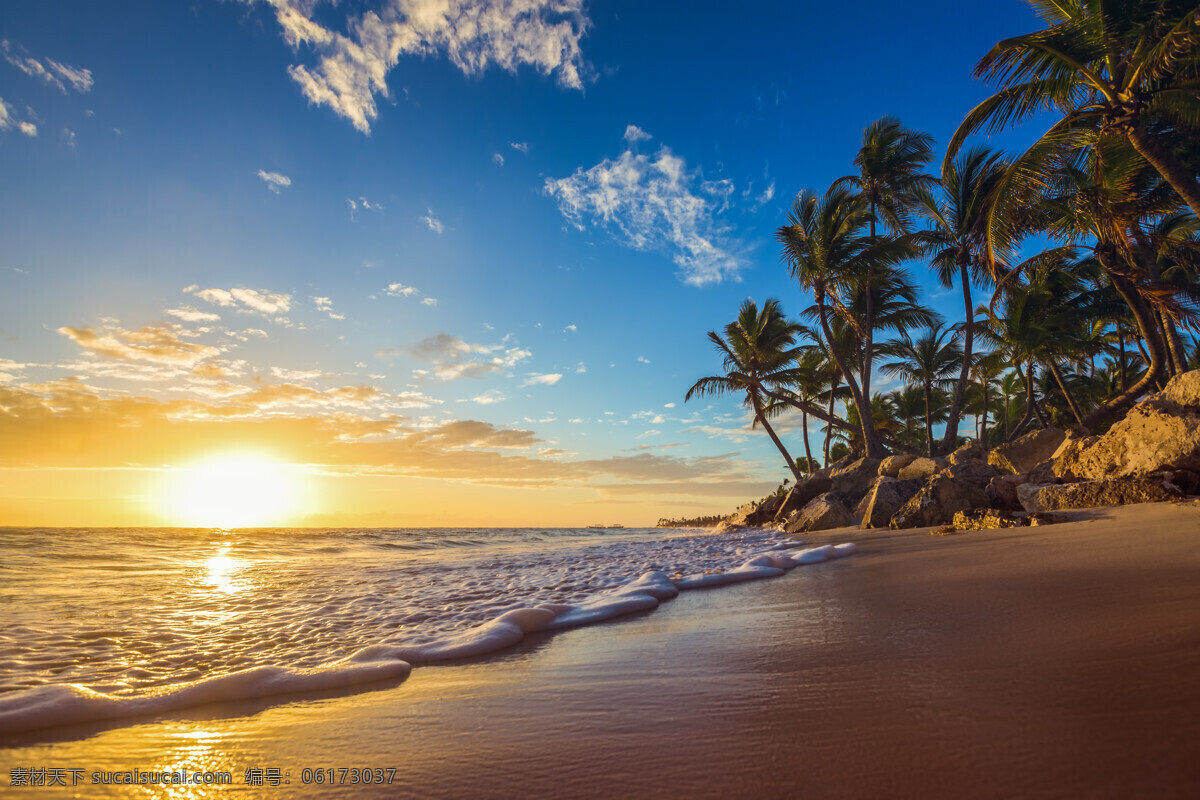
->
[1018,476,1182,512]
[989,428,1066,475]
[898,457,946,482]
[859,476,923,529]
[985,474,1025,512]
[951,509,1062,529]
[1052,371,1200,481]
[947,440,987,466]
[829,457,882,503]
[878,453,917,478]
[943,458,1000,487]
[783,492,854,533]
[774,476,834,521]
[890,473,989,529]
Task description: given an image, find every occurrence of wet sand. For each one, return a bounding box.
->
[4,501,1199,798]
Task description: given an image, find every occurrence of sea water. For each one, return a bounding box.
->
[0,526,853,735]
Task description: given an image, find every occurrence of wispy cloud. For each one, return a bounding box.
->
[257,169,292,193]
[347,196,382,217]
[262,0,590,134]
[185,285,293,322]
[422,210,444,234]
[545,134,744,286]
[472,389,506,405]
[521,372,562,387]
[2,41,93,93]
[165,305,222,323]
[420,297,438,307]
[0,96,37,137]
[397,333,531,382]
[58,323,221,367]
[310,296,345,320]
[510,141,529,154]
[385,282,418,298]
[623,124,651,143]
[492,152,505,166]
[19,121,37,137]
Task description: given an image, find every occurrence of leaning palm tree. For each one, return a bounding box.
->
[685,298,806,482]
[777,186,915,458]
[879,322,964,456]
[912,146,1014,454]
[945,0,1200,219]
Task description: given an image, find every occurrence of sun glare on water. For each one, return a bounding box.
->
[162,454,303,528]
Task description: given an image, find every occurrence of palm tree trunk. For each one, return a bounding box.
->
[1080,272,1167,430]
[1026,364,1049,429]
[981,387,989,446]
[1160,311,1187,377]
[824,385,836,467]
[815,289,885,458]
[755,411,804,483]
[940,260,973,454]
[1117,321,1127,391]
[800,408,814,476]
[923,386,934,457]
[1047,359,1085,428]
[1127,125,1200,221]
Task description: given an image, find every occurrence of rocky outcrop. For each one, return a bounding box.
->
[878,453,917,478]
[943,458,1000,487]
[986,474,1024,511]
[859,476,923,529]
[898,457,946,482]
[829,457,882,504]
[783,492,855,533]
[951,509,1062,529]
[947,440,987,465]
[773,476,834,521]
[1018,476,1182,512]
[1053,371,1200,481]
[738,494,785,526]
[989,428,1066,475]
[890,473,989,529]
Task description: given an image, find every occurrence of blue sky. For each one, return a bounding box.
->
[0,0,1046,527]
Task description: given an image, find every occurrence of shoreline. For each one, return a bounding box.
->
[3,501,1199,797]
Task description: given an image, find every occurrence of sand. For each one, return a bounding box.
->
[3,501,1198,798]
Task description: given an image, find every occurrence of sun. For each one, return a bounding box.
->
[161,453,304,528]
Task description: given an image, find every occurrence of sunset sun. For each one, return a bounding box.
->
[162,454,303,529]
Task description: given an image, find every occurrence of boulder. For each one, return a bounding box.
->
[783,492,855,534]
[989,428,1066,475]
[1050,435,1100,481]
[1018,476,1182,513]
[951,509,1063,530]
[741,495,785,526]
[898,457,947,482]
[890,474,989,529]
[943,459,1000,488]
[829,457,882,504]
[878,453,917,478]
[947,440,987,466]
[726,502,759,526]
[774,475,834,521]
[986,474,1024,511]
[859,476,924,529]
[1052,371,1200,481]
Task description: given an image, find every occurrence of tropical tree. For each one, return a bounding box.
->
[944,0,1200,219]
[686,299,806,482]
[879,322,964,456]
[777,186,916,458]
[912,146,1012,454]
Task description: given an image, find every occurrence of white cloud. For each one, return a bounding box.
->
[270,366,325,381]
[521,372,562,386]
[58,323,221,367]
[623,124,651,143]
[564,324,576,332]
[348,196,382,217]
[664,402,676,408]
[510,141,529,153]
[492,152,505,166]
[422,210,444,234]
[421,297,438,307]
[2,41,93,93]
[257,169,292,193]
[0,97,12,130]
[397,333,531,382]
[187,286,293,321]
[18,120,36,137]
[545,138,744,286]
[385,282,419,297]
[261,0,590,134]
[472,389,506,405]
[636,356,650,364]
[310,295,344,319]
[165,305,222,323]
[574,362,586,374]
[62,127,76,148]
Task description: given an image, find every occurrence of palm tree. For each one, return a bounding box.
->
[912,146,1011,454]
[833,117,937,407]
[777,186,915,459]
[888,385,928,452]
[945,0,1200,219]
[879,322,964,456]
[685,299,806,482]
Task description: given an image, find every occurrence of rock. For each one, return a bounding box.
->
[1052,371,1200,481]
[879,453,917,478]
[947,440,987,466]
[1018,477,1182,512]
[1170,469,1200,495]
[989,428,1066,475]
[898,457,947,481]
[829,457,882,504]
[783,492,854,533]
[774,476,834,520]
[741,495,784,526]
[890,474,989,529]
[951,509,1064,529]
[1051,435,1100,481]
[859,476,924,529]
[986,474,1024,511]
[726,502,759,526]
[1025,458,1058,486]
[943,459,1000,487]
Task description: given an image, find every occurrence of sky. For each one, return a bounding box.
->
[0,0,1046,528]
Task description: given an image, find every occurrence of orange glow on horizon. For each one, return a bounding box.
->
[159,453,306,528]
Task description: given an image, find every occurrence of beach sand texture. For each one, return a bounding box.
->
[3,501,1198,798]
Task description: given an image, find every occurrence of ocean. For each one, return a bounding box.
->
[0,525,853,736]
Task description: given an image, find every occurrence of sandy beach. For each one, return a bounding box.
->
[4,500,1199,798]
